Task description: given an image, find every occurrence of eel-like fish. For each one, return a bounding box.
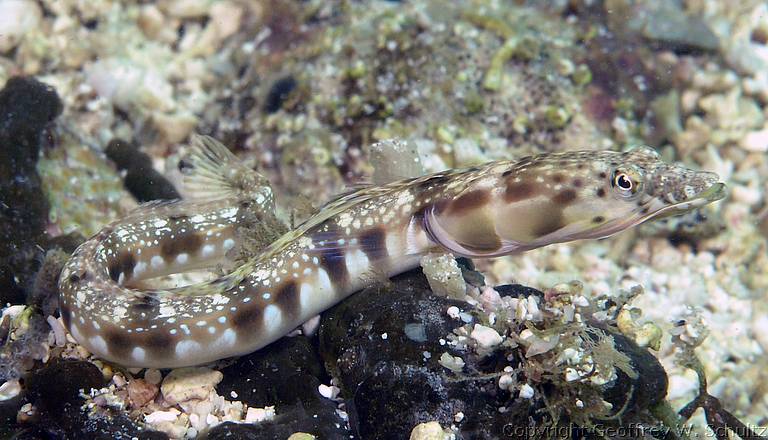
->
[58,137,726,367]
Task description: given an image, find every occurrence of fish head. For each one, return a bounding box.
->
[423,146,726,257]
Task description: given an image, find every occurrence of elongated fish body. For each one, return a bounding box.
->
[58,138,726,367]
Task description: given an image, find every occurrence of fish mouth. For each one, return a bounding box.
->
[572,181,727,241]
[650,181,726,219]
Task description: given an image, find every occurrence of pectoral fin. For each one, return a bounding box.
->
[423,204,526,258]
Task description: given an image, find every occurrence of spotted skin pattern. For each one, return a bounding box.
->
[59,143,725,367]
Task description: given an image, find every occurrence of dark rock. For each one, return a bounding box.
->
[0,76,62,305]
[204,403,346,440]
[320,270,519,439]
[105,138,181,202]
[0,393,23,438]
[599,329,668,412]
[21,359,168,439]
[264,76,297,113]
[26,359,106,413]
[216,336,348,438]
[320,268,670,439]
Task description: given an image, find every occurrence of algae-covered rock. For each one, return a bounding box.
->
[0,76,61,305]
[320,267,668,439]
[105,138,181,202]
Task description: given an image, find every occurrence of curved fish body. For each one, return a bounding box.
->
[58,139,725,367]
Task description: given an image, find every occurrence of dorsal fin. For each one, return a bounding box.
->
[178,135,275,209]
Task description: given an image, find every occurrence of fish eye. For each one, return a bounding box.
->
[611,169,641,198]
[615,173,633,191]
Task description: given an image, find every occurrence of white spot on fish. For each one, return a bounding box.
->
[300,283,312,310]
[210,294,229,305]
[196,320,206,327]
[223,239,235,250]
[218,316,226,324]
[134,261,147,277]
[215,328,237,347]
[208,326,216,334]
[175,339,202,358]
[345,248,369,277]
[190,214,205,223]
[201,244,216,258]
[153,219,168,228]
[385,232,400,257]
[151,255,164,269]
[159,305,176,318]
[316,268,332,294]
[89,335,108,355]
[176,253,189,265]
[132,347,146,363]
[220,207,238,218]
[70,324,83,342]
[264,305,282,333]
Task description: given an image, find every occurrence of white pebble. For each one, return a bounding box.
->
[145,409,180,424]
[519,384,535,399]
[244,406,275,423]
[498,374,515,391]
[0,0,42,52]
[0,379,21,401]
[573,296,590,307]
[438,352,465,372]
[739,128,768,152]
[318,384,340,400]
[470,324,503,348]
[46,315,66,347]
[144,369,162,385]
[446,306,461,319]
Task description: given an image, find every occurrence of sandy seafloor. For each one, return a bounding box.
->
[1,0,768,437]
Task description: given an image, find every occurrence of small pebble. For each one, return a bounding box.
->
[739,128,768,152]
[573,296,590,307]
[519,384,534,399]
[409,421,446,440]
[161,367,222,404]
[127,378,158,408]
[318,384,340,400]
[470,324,503,348]
[144,368,162,385]
[0,379,21,401]
[244,406,275,423]
[145,409,180,424]
[438,352,465,372]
